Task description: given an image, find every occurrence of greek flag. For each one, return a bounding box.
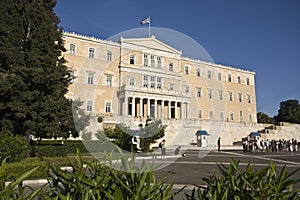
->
[140,17,150,25]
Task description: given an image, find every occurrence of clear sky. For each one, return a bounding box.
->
[55,0,300,117]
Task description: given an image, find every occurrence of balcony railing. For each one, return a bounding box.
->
[119,84,191,97]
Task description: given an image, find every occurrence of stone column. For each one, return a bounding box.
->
[140,98,143,117]
[147,99,150,117]
[180,102,184,119]
[154,99,158,119]
[132,97,135,117]
[161,100,164,119]
[168,101,171,119]
[175,101,178,119]
[186,102,189,119]
[124,96,128,116]
[118,99,122,115]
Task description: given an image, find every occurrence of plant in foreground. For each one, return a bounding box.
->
[185,159,300,200]
[48,148,181,199]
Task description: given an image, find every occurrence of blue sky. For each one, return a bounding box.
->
[55,0,300,117]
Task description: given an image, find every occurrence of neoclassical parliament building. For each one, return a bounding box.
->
[63,32,257,144]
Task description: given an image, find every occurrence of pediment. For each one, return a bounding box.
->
[120,36,182,55]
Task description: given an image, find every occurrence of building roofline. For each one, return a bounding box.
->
[63,31,120,47]
[181,56,255,75]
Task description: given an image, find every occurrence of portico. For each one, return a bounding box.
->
[119,96,190,119]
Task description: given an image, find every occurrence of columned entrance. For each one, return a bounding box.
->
[122,96,188,119]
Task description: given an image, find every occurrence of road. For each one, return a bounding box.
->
[154,149,300,199]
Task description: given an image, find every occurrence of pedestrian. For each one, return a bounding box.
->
[217,137,221,151]
[160,139,166,159]
[175,146,181,155]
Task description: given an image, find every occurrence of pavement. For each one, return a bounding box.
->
[5,148,300,199]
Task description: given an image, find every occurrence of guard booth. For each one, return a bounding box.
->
[130,130,141,152]
[249,132,261,142]
[196,130,209,147]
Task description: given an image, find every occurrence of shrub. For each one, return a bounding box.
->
[0,158,44,199]
[186,159,300,200]
[30,140,90,157]
[2,158,49,181]
[0,131,29,162]
[48,148,181,199]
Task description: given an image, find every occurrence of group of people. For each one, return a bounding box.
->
[243,138,299,152]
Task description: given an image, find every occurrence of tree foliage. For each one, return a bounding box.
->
[275,99,300,124]
[0,0,74,138]
[104,119,166,152]
[257,112,275,124]
[0,131,29,162]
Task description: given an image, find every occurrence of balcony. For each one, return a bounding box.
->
[119,84,191,98]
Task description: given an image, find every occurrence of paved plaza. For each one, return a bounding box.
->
[154,149,300,198]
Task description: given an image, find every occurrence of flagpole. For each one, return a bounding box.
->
[148,16,151,37]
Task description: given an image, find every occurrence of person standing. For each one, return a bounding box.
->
[160,139,166,159]
[217,137,221,152]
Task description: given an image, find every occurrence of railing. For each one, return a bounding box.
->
[119,84,191,98]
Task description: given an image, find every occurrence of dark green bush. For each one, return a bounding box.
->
[0,131,29,162]
[2,158,49,181]
[30,140,90,157]
[0,158,43,199]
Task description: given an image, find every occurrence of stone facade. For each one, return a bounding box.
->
[62,32,259,146]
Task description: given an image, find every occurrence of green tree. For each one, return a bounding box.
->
[275,99,300,124]
[140,119,166,152]
[0,0,73,138]
[257,112,275,124]
[104,119,165,152]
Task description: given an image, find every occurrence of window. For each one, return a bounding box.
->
[169,83,174,91]
[228,74,232,82]
[169,63,174,71]
[88,47,95,58]
[208,89,213,99]
[237,76,241,84]
[209,111,213,120]
[86,100,93,111]
[230,112,234,121]
[228,92,233,101]
[246,78,250,85]
[129,77,135,86]
[69,70,75,82]
[157,56,161,68]
[184,66,189,75]
[150,76,155,88]
[157,77,162,89]
[238,93,242,102]
[240,111,243,122]
[196,68,201,77]
[105,102,111,113]
[185,85,189,93]
[106,75,112,87]
[218,72,222,80]
[247,94,251,103]
[87,72,95,85]
[197,110,202,118]
[130,55,135,64]
[107,50,112,61]
[220,112,224,120]
[143,54,148,66]
[69,44,76,55]
[218,90,223,100]
[207,70,212,79]
[197,88,202,97]
[143,75,148,88]
[249,114,253,122]
[150,55,155,67]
